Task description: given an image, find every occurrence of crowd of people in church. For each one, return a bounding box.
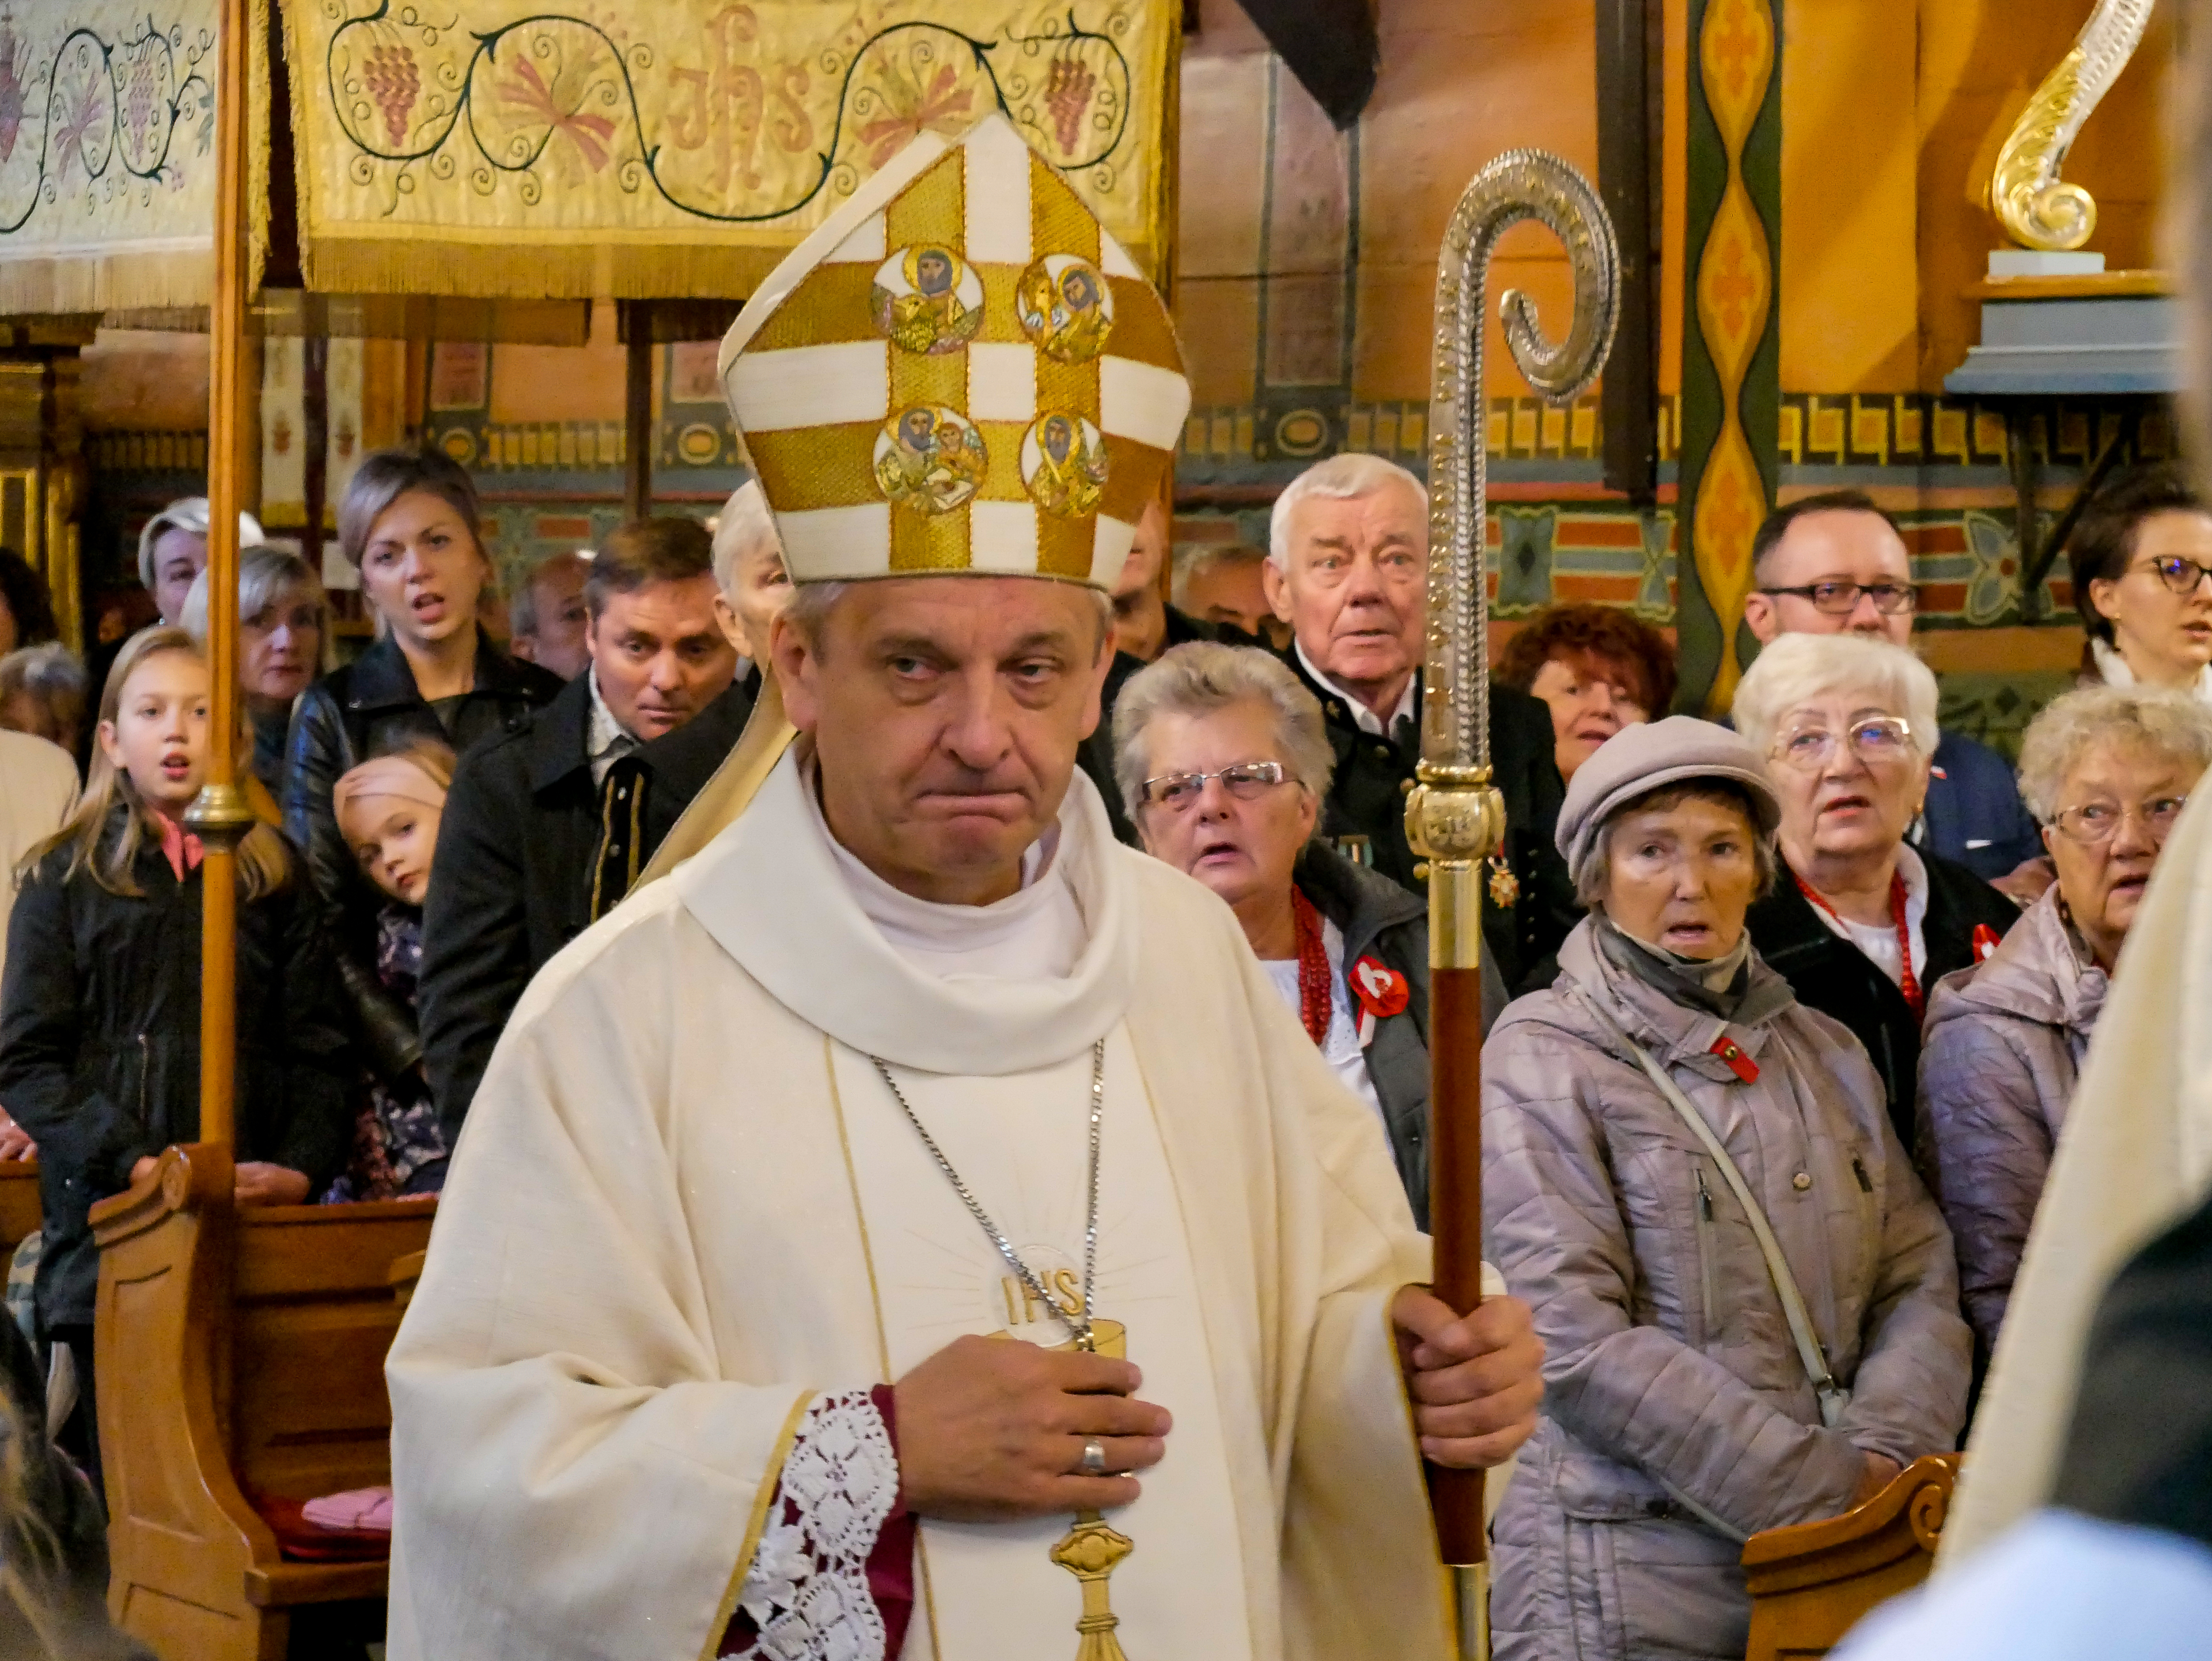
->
[1,431,2210,1655]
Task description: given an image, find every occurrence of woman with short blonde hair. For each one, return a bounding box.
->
[1734,633,2018,1151]
[1921,685,2212,1364]
[181,543,330,794]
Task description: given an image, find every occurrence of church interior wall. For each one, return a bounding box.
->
[67,0,2176,747]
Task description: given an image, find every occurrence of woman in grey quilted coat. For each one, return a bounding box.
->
[1484,718,1969,1661]
[1919,686,2212,1367]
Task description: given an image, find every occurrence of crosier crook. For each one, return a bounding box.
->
[1407,147,1619,1659]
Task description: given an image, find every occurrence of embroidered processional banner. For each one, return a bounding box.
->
[285,0,1179,300]
[0,1,270,315]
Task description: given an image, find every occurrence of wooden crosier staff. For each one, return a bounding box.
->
[182,0,257,1166]
[1407,149,1618,1658]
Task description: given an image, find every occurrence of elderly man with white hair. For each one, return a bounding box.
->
[508,549,592,680]
[1265,451,1578,989]
[1734,632,2020,1152]
[709,478,793,698]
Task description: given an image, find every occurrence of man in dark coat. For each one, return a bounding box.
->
[1261,453,1578,991]
[420,519,752,1137]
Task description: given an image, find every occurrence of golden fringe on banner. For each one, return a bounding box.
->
[0,0,269,319]
[286,0,1176,300]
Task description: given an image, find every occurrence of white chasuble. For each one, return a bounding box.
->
[387,746,1454,1661]
[832,1034,1252,1660]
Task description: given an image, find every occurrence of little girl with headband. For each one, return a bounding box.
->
[329,746,456,1200]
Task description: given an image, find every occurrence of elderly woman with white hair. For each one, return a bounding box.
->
[1482,716,1968,1661]
[181,543,330,794]
[1112,641,1503,1224]
[708,479,790,697]
[1918,686,2212,1367]
[1734,633,2020,1151]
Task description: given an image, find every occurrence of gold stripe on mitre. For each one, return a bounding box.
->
[718,111,1190,589]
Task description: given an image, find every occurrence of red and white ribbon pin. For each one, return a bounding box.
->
[1350,956,1410,1047]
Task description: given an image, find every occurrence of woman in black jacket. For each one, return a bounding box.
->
[0,630,351,1490]
[1734,633,2020,1151]
[282,450,560,1072]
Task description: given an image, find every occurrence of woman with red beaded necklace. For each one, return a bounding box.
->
[1112,642,1503,1228]
[1736,633,2020,1157]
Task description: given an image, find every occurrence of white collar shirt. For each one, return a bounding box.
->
[1294,640,1417,738]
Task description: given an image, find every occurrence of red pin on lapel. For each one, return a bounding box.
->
[1972,923,2002,963]
[1709,1035,1760,1084]
[1350,956,1410,1047]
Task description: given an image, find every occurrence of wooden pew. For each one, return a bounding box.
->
[91,1142,434,1661]
[0,1158,40,1253]
[1741,1453,1960,1661]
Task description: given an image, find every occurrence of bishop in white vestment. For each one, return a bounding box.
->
[387,111,1537,1661]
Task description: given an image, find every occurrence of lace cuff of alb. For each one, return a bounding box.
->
[721,1386,907,1661]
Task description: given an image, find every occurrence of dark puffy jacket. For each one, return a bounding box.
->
[1746,850,2020,1155]
[0,816,352,1325]
[1917,884,2107,1367]
[1293,840,1505,1228]
[419,671,755,1138]
[282,631,562,1077]
[1279,650,1577,992]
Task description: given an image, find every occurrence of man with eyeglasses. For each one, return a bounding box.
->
[1742,489,2046,897]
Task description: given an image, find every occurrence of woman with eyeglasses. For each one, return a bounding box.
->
[2068,466,2212,701]
[1918,686,2212,1371]
[1734,634,2020,1153]
[1111,642,1503,1225]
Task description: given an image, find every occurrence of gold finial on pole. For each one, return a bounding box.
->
[1989,0,2157,252]
[1412,147,1618,1658]
[183,0,257,1154]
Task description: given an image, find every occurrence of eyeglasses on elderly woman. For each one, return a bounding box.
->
[1140,759,1293,811]
[2048,792,2190,847]
[1768,714,1916,772]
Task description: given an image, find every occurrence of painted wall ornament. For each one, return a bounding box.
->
[289,0,1178,297]
[1674,0,1779,715]
[1990,0,2157,252]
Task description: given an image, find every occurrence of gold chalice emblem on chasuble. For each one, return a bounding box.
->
[717,108,1188,591]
